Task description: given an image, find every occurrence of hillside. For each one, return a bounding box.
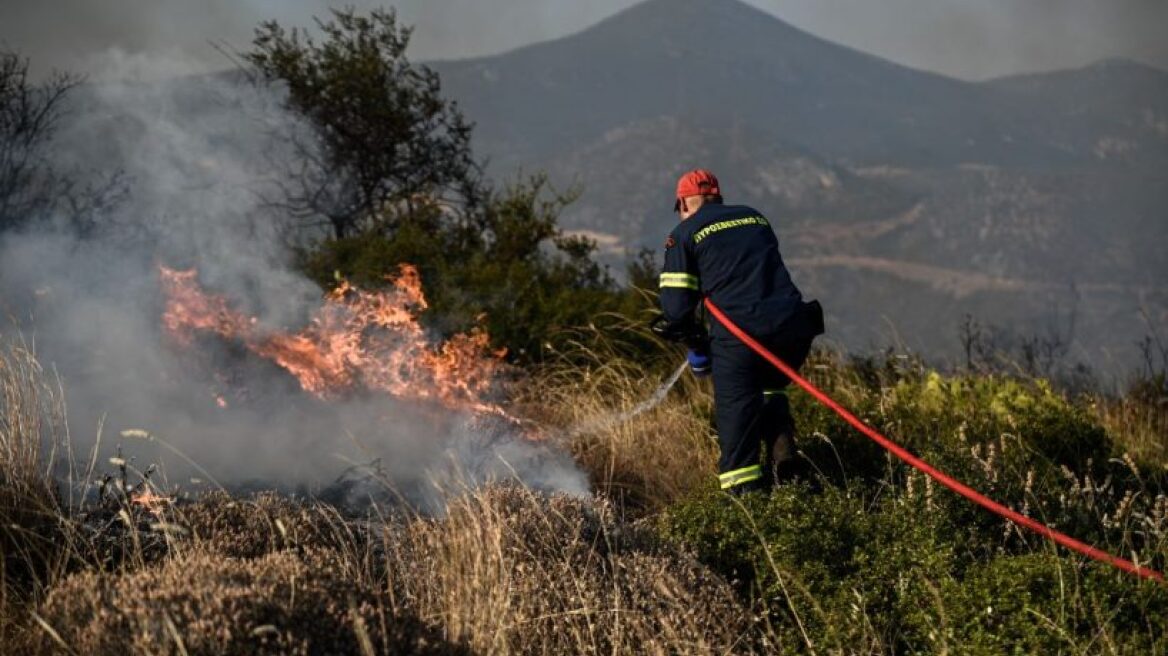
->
[985,58,1168,169]
[427,0,1168,372]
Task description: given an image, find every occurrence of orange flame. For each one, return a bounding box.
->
[131,488,171,516]
[159,264,508,415]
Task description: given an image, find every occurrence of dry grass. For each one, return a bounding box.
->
[382,484,757,654]
[0,337,74,647]
[19,485,760,655]
[1094,388,1168,468]
[177,491,358,559]
[516,319,719,513]
[1,331,768,655]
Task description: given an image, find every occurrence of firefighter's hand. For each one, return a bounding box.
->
[687,349,711,378]
[650,313,708,346]
[649,313,679,340]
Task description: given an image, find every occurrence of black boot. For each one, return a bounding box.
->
[725,477,770,496]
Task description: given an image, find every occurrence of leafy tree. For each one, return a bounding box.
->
[247,8,481,239]
[248,9,651,361]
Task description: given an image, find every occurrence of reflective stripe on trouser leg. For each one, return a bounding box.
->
[719,464,763,489]
[710,337,765,482]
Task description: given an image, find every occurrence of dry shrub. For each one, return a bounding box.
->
[177,491,359,559]
[4,315,762,653]
[32,485,757,654]
[385,484,758,654]
[36,546,455,656]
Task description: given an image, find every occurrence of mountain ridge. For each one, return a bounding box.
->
[430,3,987,167]
[430,0,1168,172]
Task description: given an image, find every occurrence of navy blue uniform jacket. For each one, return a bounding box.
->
[660,203,803,341]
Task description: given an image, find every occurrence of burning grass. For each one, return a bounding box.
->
[159,263,510,415]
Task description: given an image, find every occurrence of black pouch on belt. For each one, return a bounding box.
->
[802,300,825,337]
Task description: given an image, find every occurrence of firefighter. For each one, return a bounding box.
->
[654,169,824,494]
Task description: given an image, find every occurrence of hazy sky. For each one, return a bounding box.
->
[1,0,1166,80]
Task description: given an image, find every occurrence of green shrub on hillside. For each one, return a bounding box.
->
[791,355,1165,553]
[662,486,1168,654]
[660,358,1168,654]
[940,554,1168,655]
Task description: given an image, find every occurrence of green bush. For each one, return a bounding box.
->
[660,357,1168,653]
[941,554,1168,655]
[661,486,1167,654]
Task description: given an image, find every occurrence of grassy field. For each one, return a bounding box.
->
[2,325,1166,654]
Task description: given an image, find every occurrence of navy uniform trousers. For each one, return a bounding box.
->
[710,312,816,493]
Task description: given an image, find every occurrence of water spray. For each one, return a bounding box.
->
[562,361,690,439]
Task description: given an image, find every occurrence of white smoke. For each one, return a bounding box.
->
[0,52,589,510]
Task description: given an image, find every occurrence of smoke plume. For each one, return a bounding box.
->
[0,52,588,510]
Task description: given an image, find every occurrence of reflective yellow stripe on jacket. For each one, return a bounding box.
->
[659,272,699,290]
[719,464,762,490]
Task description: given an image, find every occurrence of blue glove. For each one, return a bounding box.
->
[687,349,711,378]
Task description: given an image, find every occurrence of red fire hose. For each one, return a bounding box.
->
[704,298,1165,583]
